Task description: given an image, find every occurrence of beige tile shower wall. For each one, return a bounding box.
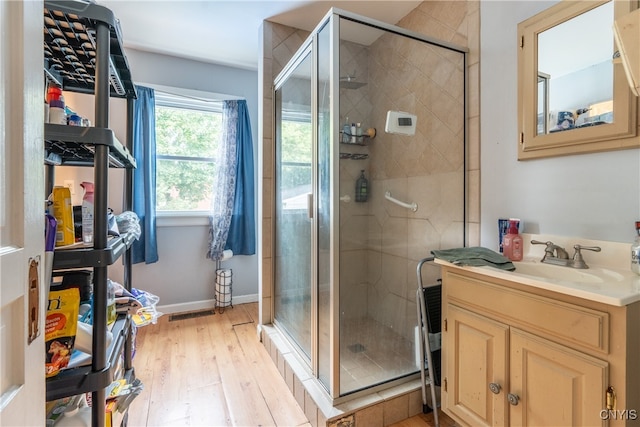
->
[260,2,481,328]
[362,1,479,342]
[396,0,479,243]
[340,39,373,320]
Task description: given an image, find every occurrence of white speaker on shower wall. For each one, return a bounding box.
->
[385,110,417,136]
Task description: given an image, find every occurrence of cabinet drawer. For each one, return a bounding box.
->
[444,270,609,354]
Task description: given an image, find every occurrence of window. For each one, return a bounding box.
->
[280,109,312,210]
[155,92,223,213]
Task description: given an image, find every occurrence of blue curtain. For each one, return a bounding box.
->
[131,86,158,264]
[225,100,255,255]
[207,100,255,260]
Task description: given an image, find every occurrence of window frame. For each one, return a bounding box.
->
[154,91,223,224]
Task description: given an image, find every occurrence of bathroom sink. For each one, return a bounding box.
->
[510,261,626,284]
[435,255,640,307]
[434,236,640,306]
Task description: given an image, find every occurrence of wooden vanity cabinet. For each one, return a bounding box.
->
[441,265,640,427]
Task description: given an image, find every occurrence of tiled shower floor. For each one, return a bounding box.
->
[340,316,417,394]
[275,297,418,394]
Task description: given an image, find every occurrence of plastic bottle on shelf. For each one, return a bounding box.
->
[80,182,94,246]
[53,394,91,427]
[51,186,75,246]
[502,218,523,261]
[107,279,117,325]
[351,123,357,143]
[68,113,82,126]
[46,84,62,104]
[48,99,66,125]
[631,221,640,275]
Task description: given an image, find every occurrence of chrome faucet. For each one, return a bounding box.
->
[570,244,601,269]
[531,240,569,265]
[531,240,601,269]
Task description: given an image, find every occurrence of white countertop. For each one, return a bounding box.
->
[434,233,640,307]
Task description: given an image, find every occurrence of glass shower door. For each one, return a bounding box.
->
[274,50,314,360]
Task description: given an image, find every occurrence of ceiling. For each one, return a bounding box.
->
[98,1,423,70]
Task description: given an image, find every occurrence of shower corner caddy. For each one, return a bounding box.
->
[339,129,375,160]
[43,0,137,426]
[339,131,375,146]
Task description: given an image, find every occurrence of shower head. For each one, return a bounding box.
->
[340,74,367,89]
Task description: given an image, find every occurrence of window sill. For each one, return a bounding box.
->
[156,212,209,227]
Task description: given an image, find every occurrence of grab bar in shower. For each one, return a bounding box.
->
[385,191,418,212]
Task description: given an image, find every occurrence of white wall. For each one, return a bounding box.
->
[56,49,260,311]
[480,1,640,251]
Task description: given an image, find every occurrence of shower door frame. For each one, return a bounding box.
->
[272,8,469,401]
[273,41,319,372]
[272,14,340,396]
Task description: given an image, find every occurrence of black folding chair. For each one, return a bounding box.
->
[416,257,442,426]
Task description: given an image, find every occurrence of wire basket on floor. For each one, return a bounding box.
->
[215,268,233,313]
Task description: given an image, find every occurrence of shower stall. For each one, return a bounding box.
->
[272,9,467,399]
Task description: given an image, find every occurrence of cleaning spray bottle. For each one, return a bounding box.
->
[80,182,94,246]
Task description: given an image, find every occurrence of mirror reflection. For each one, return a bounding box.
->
[537,1,614,135]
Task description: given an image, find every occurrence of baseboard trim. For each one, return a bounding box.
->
[157,293,259,315]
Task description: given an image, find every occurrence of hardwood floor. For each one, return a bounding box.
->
[126,302,451,427]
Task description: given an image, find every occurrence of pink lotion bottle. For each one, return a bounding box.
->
[502,219,523,261]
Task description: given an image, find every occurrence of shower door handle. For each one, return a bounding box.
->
[307,193,314,219]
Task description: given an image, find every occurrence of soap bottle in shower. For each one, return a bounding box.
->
[631,221,640,275]
[342,116,350,143]
[355,170,368,202]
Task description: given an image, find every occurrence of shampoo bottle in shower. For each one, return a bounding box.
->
[502,219,523,261]
[342,116,350,143]
[81,181,94,246]
[355,170,368,202]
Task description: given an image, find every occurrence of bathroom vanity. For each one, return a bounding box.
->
[437,241,640,427]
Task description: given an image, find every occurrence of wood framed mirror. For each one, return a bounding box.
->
[518,0,639,160]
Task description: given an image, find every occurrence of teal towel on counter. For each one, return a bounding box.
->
[431,246,515,271]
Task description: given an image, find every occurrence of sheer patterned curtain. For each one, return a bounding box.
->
[207,101,239,260]
[132,85,158,264]
[207,99,255,260]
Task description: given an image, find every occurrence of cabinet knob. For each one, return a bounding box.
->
[489,383,502,394]
[507,393,520,406]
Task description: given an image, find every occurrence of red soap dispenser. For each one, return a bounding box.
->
[502,219,523,261]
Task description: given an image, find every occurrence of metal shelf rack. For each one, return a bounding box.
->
[43,1,137,426]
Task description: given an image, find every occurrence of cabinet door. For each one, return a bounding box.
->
[445,304,509,427]
[509,328,607,427]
